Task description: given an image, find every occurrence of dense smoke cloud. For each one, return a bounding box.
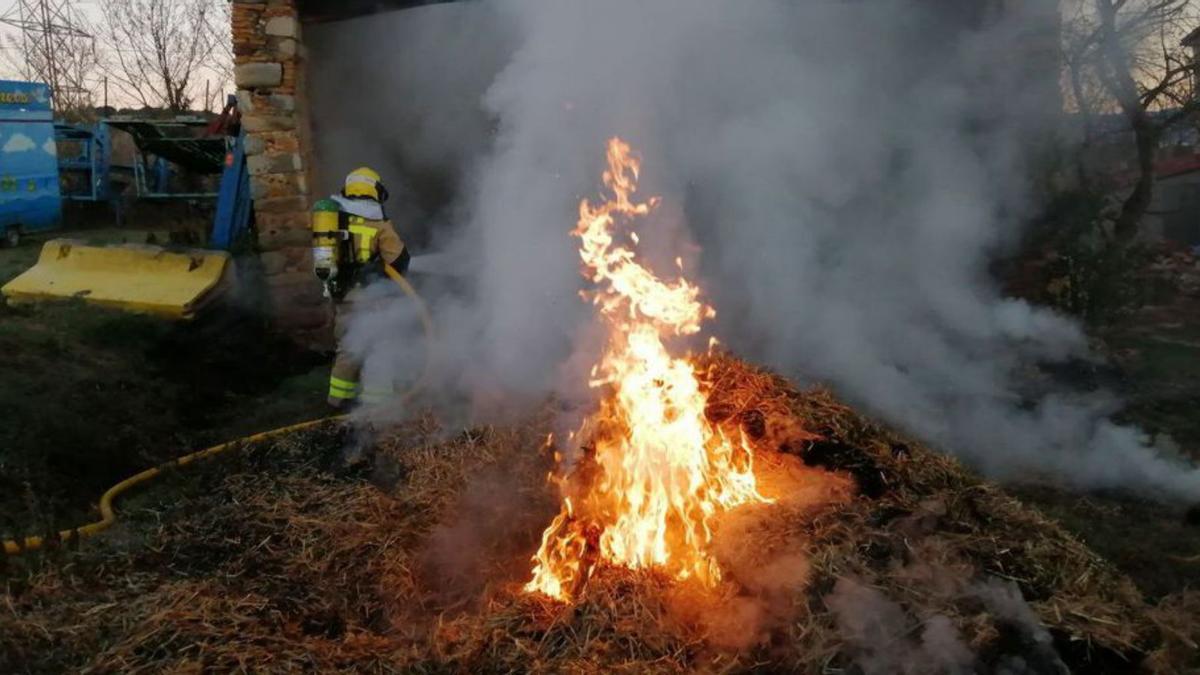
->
[307,4,517,246]
[309,0,1200,499]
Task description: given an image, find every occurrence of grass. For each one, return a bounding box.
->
[1107,329,1200,392]
[0,239,38,286]
[0,231,331,542]
[1005,276,1200,608]
[1107,301,1200,453]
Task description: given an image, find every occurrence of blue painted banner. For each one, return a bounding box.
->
[0,80,61,236]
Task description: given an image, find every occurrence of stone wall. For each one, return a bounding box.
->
[232,0,329,343]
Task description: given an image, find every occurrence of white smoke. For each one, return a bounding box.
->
[826,576,1069,674]
[309,0,1200,500]
[826,577,975,675]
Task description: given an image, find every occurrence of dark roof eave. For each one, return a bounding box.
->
[1182,25,1200,47]
[296,0,466,24]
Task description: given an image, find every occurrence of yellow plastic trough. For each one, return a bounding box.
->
[1,239,235,319]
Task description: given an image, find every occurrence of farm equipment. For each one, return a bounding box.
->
[2,97,252,319]
[0,80,62,247]
[54,121,121,206]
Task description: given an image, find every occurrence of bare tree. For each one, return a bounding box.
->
[1062,0,1200,241]
[96,0,225,112]
[1063,3,1113,184]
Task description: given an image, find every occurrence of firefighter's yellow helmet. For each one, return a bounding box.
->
[343,166,388,202]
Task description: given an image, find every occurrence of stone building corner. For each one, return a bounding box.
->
[232,0,330,345]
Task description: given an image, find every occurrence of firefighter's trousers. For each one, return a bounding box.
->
[327,286,397,408]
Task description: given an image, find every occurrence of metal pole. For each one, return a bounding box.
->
[17,1,33,81]
[38,1,58,112]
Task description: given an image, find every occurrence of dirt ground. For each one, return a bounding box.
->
[0,226,330,541]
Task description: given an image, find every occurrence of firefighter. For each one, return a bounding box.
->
[312,167,411,410]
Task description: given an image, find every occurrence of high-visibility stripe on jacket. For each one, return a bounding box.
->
[333,209,404,269]
[347,221,378,264]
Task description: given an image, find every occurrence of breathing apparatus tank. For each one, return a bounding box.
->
[311,199,342,296]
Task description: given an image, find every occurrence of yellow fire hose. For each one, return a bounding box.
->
[2,417,347,556]
[2,270,435,557]
[384,265,436,401]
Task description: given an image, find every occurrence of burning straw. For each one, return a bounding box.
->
[2,355,1197,672]
[526,138,772,602]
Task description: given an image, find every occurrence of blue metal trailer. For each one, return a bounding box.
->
[0,80,61,246]
[54,121,115,203]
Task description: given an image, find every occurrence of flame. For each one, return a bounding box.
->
[525,138,770,601]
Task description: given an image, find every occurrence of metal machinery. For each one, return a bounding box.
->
[108,115,224,201]
[54,121,116,204]
[53,103,241,212]
[0,80,62,247]
[209,96,253,251]
[2,97,253,319]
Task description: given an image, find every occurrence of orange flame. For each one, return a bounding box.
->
[525,138,770,601]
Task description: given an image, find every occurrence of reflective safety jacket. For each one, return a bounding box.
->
[328,194,410,289]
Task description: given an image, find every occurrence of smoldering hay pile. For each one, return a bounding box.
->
[2,356,1198,673]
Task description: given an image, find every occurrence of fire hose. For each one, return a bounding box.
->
[2,270,435,556]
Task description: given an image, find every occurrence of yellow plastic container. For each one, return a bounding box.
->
[1,239,235,319]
